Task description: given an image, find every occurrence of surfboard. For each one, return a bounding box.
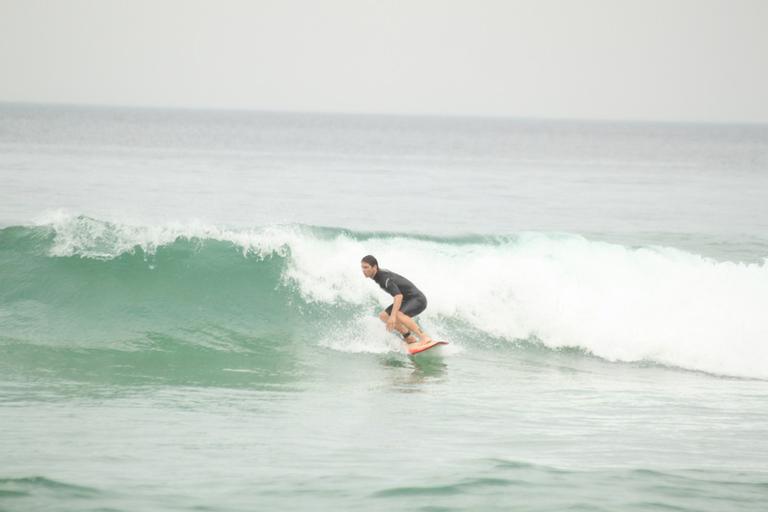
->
[407,340,448,355]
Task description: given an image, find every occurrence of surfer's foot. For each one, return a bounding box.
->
[401,331,419,344]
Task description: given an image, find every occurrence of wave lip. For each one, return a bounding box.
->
[32,211,301,260]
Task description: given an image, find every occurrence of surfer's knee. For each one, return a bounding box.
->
[378,311,389,322]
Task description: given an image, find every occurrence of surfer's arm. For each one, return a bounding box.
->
[387,294,403,330]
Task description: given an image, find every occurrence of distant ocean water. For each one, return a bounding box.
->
[1,104,767,511]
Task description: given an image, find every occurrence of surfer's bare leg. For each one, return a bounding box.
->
[385,311,432,344]
[379,311,420,343]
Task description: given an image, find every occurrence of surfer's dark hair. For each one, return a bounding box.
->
[361,255,378,268]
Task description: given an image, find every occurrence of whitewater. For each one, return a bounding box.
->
[1,105,767,512]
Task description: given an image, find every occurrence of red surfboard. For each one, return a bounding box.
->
[407,340,449,355]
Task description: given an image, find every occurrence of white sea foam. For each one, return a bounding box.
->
[315,314,464,356]
[317,315,402,354]
[281,228,768,379]
[38,212,768,378]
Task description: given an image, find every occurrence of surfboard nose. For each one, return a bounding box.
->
[407,340,449,355]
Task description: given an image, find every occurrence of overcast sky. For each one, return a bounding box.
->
[0,0,766,122]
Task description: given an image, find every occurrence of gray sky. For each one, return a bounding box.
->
[1,0,766,122]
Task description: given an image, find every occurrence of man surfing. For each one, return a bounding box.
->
[361,255,433,347]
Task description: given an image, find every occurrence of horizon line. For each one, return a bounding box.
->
[1,100,766,127]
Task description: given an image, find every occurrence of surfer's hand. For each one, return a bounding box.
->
[386,317,396,331]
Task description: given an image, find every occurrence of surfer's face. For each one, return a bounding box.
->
[361,262,377,278]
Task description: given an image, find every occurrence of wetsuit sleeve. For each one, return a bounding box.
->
[383,276,402,297]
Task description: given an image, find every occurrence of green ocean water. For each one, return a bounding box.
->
[2,106,768,511]
[2,219,768,511]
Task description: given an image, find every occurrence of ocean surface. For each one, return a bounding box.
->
[1,104,767,511]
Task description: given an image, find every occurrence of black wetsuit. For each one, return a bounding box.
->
[373,269,428,317]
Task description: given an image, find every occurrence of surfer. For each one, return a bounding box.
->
[361,255,433,345]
